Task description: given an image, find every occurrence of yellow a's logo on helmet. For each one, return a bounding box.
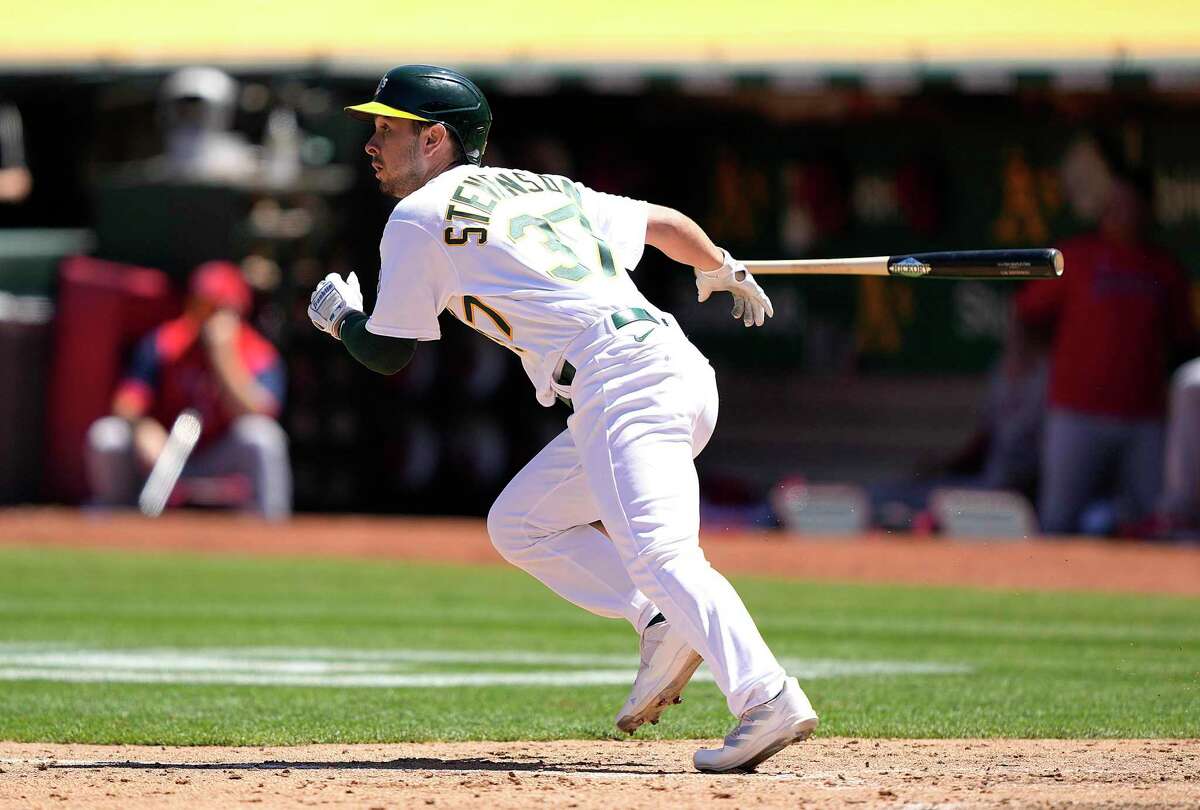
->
[376,75,388,96]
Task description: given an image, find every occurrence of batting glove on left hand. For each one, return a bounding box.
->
[308,271,364,340]
[694,249,774,327]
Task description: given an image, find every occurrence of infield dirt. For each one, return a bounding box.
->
[2,738,1197,809]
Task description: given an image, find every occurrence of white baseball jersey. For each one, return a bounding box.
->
[367,164,656,406]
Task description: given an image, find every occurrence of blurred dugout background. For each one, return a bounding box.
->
[2,2,1200,531]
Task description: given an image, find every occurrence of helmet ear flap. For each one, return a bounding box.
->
[466,124,489,165]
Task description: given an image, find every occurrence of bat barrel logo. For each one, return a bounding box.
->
[889,257,933,278]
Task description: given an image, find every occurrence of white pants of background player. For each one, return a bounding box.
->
[1161,357,1200,528]
[488,318,787,717]
[85,414,292,520]
[1038,408,1164,533]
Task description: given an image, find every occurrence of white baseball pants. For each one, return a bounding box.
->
[85,414,292,520]
[488,319,786,717]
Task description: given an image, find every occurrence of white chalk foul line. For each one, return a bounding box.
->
[0,644,635,668]
[0,667,646,688]
[0,644,970,688]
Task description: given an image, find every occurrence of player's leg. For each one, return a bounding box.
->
[1161,359,1200,528]
[84,416,141,506]
[183,415,292,520]
[487,428,658,631]
[488,427,704,732]
[568,341,789,719]
[227,415,292,519]
[1117,418,1165,525]
[570,341,815,770]
[1038,409,1115,533]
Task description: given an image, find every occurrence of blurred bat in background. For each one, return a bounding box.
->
[138,409,202,518]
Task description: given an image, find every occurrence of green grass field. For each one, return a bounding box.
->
[0,545,1196,744]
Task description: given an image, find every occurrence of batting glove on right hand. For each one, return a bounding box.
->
[694,249,774,327]
[308,271,364,340]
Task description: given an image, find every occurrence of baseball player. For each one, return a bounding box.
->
[309,65,818,772]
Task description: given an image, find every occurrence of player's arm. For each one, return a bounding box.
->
[201,310,281,415]
[1013,273,1064,329]
[1014,241,1072,329]
[645,205,724,271]
[111,331,159,421]
[308,272,416,375]
[644,203,773,327]
[340,312,416,375]
[109,331,170,467]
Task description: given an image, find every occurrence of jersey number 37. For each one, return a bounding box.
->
[508,202,618,283]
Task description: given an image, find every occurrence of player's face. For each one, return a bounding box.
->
[364,117,427,199]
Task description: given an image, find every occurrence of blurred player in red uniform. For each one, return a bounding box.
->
[85,261,291,519]
[1016,177,1196,534]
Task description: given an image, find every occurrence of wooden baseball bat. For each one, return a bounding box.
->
[744,248,1063,280]
[138,409,203,518]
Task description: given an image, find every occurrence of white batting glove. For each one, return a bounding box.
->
[694,249,774,327]
[308,271,363,340]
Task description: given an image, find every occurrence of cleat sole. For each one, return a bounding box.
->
[615,651,702,734]
[695,716,819,774]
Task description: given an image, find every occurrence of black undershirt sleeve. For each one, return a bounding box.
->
[339,312,417,375]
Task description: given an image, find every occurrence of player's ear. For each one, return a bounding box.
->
[426,122,451,157]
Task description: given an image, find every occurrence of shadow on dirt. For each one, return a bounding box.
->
[51,757,675,776]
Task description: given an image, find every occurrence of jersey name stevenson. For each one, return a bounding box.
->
[366,164,657,406]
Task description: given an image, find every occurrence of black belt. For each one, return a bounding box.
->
[553,307,660,388]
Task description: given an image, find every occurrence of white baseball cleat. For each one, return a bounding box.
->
[693,677,819,773]
[614,619,702,734]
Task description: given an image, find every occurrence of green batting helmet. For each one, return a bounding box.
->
[346,65,491,166]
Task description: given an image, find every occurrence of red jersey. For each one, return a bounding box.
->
[114,316,285,445]
[1016,232,1195,419]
